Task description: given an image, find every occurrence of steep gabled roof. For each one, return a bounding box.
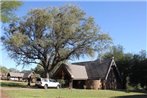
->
[72,59,112,79]
[8,71,35,78]
[65,63,88,80]
[23,71,34,78]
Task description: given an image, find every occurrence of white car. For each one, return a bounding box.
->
[35,78,60,89]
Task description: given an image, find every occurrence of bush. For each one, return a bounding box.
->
[57,79,65,87]
[0,81,26,87]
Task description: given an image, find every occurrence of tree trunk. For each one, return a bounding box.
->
[46,71,49,79]
[27,77,31,87]
[44,68,49,78]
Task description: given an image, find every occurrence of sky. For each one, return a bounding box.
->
[0,0,146,71]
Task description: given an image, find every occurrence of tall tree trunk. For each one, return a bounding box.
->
[44,54,50,78]
[27,77,31,87]
[44,67,49,78]
[42,59,50,78]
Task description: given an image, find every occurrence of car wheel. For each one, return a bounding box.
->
[57,85,60,89]
[44,84,48,89]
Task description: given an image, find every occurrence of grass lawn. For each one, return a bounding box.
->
[4,89,147,98]
[1,80,147,98]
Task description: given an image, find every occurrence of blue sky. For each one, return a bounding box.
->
[0,1,146,71]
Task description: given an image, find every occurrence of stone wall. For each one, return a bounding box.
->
[85,80,102,90]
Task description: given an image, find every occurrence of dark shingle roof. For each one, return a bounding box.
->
[23,71,34,78]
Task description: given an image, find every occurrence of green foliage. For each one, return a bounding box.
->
[130,59,147,89]
[103,45,147,90]
[0,81,27,87]
[57,79,65,87]
[9,68,19,72]
[103,45,124,61]
[1,5,112,78]
[0,66,9,73]
[1,0,22,23]
[119,53,147,90]
[33,64,44,77]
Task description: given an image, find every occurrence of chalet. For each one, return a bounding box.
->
[53,57,122,89]
[7,71,36,82]
[7,72,24,81]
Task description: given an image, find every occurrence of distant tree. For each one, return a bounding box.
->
[130,51,147,89]
[117,53,134,89]
[9,68,19,72]
[21,70,31,73]
[138,59,147,89]
[139,50,146,60]
[0,66,9,73]
[103,45,134,89]
[103,45,124,61]
[1,0,22,23]
[104,46,147,89]
[1,5,112,78]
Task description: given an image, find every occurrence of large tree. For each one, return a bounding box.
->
[1,5,111,78]
[1,0,22,23]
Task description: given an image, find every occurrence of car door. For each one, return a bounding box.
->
[48,79,57,87]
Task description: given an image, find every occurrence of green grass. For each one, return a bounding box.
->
[3,89,147,98]
[1,80,147,98]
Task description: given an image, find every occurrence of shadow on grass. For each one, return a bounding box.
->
[109,89,147,93]
[112,94,147,98]
[0,82,27,88]
[110,89,147,98]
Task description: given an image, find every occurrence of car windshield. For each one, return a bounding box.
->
[50,79,56,82]
[36,78,41,81]
[42,78,48,82]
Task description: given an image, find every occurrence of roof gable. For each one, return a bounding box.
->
[65,64,88,80]
[23,71,34,78]
[72,59,112,79]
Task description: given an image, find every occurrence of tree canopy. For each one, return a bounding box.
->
[1,5,112,78]
[1,0,22,23]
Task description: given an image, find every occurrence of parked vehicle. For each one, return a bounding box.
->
[35,78,60,89]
